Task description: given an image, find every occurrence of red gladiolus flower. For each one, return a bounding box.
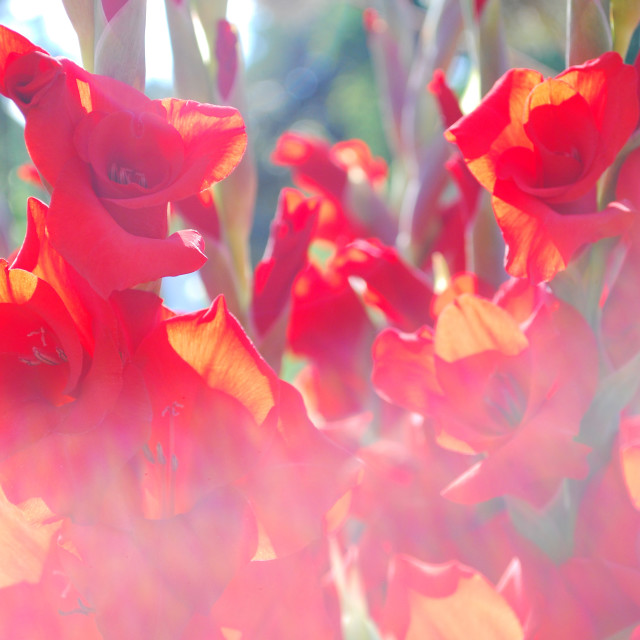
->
[132,295,280,519]
[373,287,598,506]
[51,92,245,293]
[445,52,638,282]
[134,295,360,551]
[49,296,277,637]
[442,291,596,506]
[49,295,361,637]
[0,199,151,517]
[0,26,246,199]
[73,98,244,220]
[0,25,247,295]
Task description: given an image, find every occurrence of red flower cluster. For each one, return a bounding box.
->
[0,25,360,638]
[2,5,640,638]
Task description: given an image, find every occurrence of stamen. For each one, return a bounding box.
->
[58,598,94,617]
[142,443,155,464]
[156,442,167,465]
[161,401,184,418]
[108,163,147,188]
[19,328,67,366]
[27,326,47,346]
[32,346,61,365]
[156,401,181,518]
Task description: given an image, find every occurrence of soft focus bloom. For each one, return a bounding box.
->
[210,541,338,639]
[0,536,103,640]
[46,295,360,637]
[4,7,640,637]
[556,447,640,637]
[37,294,274,637]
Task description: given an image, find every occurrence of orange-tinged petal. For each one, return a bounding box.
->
[164,296,278,424]
[381,555,523,640]
[434,294,528,363]
[445,68,542,193]
[0,488,61,588]
[133,297,279,514]
[492,184,635,283]
[160,98,247,194]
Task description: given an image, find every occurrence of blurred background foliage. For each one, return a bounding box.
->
[0,0,565,264]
